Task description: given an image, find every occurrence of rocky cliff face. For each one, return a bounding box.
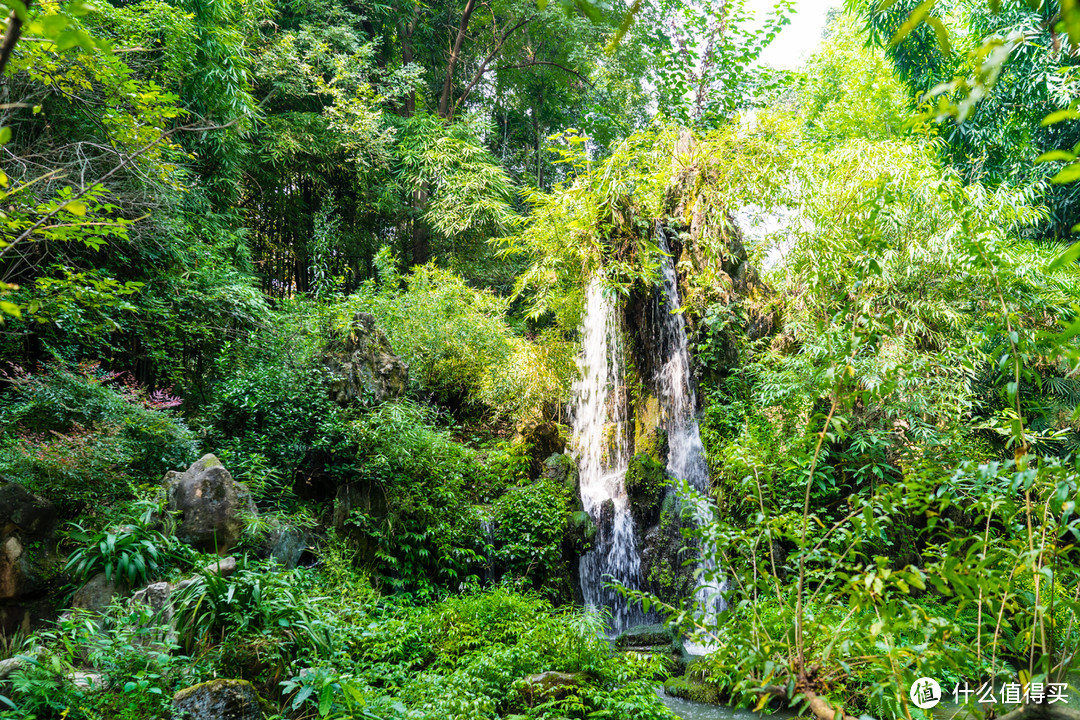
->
[324,312,409,405]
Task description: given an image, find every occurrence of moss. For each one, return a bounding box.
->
[664,676,721,704]
[633,395,668,460]
[625,453,666,499]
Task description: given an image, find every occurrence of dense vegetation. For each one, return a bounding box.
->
[1,0,1080,719]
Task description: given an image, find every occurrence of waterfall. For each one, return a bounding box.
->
[652,223,726,650]
[571,226,725,641]
[572,278,646,633]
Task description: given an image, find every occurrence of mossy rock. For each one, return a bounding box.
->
[625,453,667,529]
[615,623,674,649]
[565,510,597,554]
[663,676,721,704]
[173,678,274,720]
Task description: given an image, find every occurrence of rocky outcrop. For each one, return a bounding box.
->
[173,679,274,720]
[257,524,311,569]
[639,495,695,602]
[515,421,565,479]
[333,482,387,562]
[164,456,256,553]
[0,483,58,602]
[0,482,61,633]
[325,312,408,405]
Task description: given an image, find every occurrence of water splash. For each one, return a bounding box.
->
[572,278,646,633]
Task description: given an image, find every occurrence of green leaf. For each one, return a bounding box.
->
[926,16,951,55]
[63,200,87,216]
[1036,150,1076,163]
[1063,0,1080,48]
[1058,316,1080,343]
[0,127,10,145]
[890,0,940,47]
[1051,163,1080,184]
[1049,240,1080,272]
[0,301,20,319]
[1042,108,1080,126]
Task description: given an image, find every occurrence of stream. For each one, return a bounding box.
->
[658,689,796,720]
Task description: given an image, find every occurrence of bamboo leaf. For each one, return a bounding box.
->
[890,0,940,47]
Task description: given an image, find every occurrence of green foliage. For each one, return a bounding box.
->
[206,302,349,485]
[172,565,331,657]
[493,480,571,588]
[8,603,197,720]
[64,503,191,587]
[346,259,573,420]
[860,0,1080,236]
[0,361,198,514]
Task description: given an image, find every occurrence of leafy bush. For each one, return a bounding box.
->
[205,303,356,494]
[8,603,197,720]
[172,565,331,657]
[0,361,198,514]
[493,480,571,591]
[345,257,573,421]
[64,501,192,587]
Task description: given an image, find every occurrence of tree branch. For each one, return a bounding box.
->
[451,15,534,119]
[0,0,30,76]
[438,0,479,118]
[0,117,238,261]
[493,59,593,86]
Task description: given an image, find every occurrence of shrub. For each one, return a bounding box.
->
[493,480,570,591]
[345,258,572,421]
[0,361,198,514]
[64,500,193,587]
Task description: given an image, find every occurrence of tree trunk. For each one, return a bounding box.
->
[411,187,430,265]
[399,5,420,117]
[438,0,478,118]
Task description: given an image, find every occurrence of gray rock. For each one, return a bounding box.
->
[70,671,103,690]
[201,556,237,577]
[0,483,58,602]
[72,572,128,614]
[164,456,256,553]
[263,526,309,569]
[0,657,23,679]
[333,482,386,562]
[325,312,408,405]
[173,678,274,720]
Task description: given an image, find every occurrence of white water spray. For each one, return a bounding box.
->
[571,278,646,633]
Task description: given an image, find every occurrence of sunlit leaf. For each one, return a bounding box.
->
[926,16,951,55]
[1041,108,1080,126]
[1051,163,1080,184]
[890,0,940,47]
[1035,150,1076,163]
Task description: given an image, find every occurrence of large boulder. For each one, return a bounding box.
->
[325,312,408,405]
[164,456,255,554]
[72,572,129,614]
[0,482,59,607]
[173,679,274,720]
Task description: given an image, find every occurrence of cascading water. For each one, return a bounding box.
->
[572,226,724,639]
[651,223,727,650]
[572,278,646,633]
